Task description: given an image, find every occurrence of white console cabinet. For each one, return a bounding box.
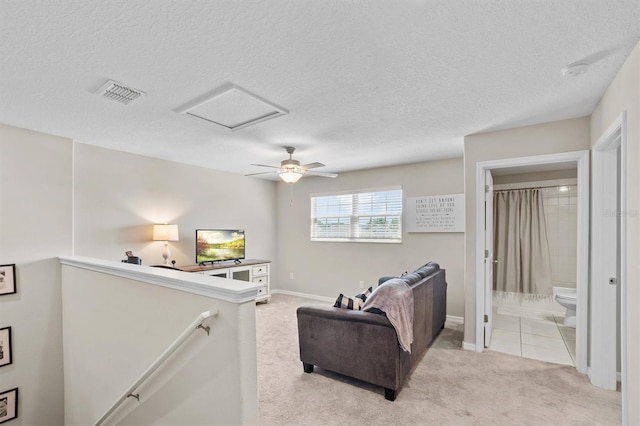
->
[179,260,271,303]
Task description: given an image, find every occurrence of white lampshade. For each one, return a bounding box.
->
[279,170,303,183]
[152,224,179,241]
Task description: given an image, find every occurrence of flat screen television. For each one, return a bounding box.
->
[196,229,245,264]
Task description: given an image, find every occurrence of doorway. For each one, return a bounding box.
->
[489,169,578,365]
[474,150,590,374]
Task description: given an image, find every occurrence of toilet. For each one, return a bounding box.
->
[553,287,577,328]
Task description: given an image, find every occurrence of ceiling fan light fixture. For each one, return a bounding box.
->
[247,146,338,182]
[279,170,303,183]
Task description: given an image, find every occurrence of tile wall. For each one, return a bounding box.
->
[543,185,578,289]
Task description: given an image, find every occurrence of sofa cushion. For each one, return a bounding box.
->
[414,268,430,279]
[378,276,396,285]
[400,272,422,286]
[415,262,439,277]
[333,287,373,310]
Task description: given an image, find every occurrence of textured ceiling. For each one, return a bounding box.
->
[1,1,639,178]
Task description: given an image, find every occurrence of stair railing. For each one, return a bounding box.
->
[94,309,218,426]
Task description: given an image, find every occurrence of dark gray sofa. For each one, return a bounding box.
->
[296,262,447,401]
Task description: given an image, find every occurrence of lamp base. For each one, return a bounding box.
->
[162,242,171,266]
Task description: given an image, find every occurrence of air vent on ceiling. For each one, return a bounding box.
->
[175,84,289,131]
[95,80,145,105]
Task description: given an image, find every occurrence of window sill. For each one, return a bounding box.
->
[311,238,401,244]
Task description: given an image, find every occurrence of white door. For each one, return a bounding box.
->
[591,138,621,389]
[484,170,494,348]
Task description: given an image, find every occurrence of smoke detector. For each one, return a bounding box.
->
[561,62,589,77]
[95,80,146,105]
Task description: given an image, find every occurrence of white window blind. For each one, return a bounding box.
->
[311,188,402,242]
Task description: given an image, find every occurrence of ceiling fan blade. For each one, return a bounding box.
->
[245,171,278,177]
[301,162,325,170]
[250,163,280,169]
[305,170,338,178]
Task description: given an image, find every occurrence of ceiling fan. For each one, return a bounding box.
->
[246,147,338,183]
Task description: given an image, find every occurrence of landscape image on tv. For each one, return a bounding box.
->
[196,229,245,263]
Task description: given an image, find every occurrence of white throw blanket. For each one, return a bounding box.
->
[363,279,414,353]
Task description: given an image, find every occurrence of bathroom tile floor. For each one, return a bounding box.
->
[489,311,576,366]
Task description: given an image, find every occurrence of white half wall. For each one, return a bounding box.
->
[61,258,259,425]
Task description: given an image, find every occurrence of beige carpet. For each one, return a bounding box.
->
[256,294,621,426]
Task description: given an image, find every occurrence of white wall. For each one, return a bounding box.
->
[590,41,640,425]
[463,117,590,345]
[275,158,465,317]
[73,143,277,270]
[61,262,258,425]
[0,124,72,425]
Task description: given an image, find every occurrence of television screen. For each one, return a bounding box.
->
[196,229,245,264]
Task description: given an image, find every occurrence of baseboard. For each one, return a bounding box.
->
[462,341,476,352]
[445,315,464,329]
[270,289,335,303]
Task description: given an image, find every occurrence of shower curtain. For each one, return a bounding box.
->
[493,188,553,296]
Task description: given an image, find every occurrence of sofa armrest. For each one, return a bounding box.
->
[297,305,404,390]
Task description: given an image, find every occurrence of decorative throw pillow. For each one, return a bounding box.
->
[354,286,373,308]
[333,286,373,310]
[333,293,357,309]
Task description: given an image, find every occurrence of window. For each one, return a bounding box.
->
[311,188,402,242]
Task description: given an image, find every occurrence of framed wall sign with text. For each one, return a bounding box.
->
[406,194,465,233]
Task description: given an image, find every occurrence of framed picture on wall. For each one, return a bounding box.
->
[0,265,16,296]
[0,388,18,424]
[0,327,11,368]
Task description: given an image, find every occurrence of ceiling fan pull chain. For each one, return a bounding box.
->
[290,183,294,207]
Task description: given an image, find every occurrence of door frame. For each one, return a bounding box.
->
[475,150,590,374]
[591,113,627,404]
[483,170,494,348]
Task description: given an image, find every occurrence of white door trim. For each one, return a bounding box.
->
[483,170,494,348]
[475,150,590,375]
[591,113,627,408]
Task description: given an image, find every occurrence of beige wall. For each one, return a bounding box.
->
[73,143,277,270]
[590,41,639,425]
[463,117,590,345]
[0,124,72,425]
[275,158,465,317]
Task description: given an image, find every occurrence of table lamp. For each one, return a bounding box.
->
[152,224,179,265]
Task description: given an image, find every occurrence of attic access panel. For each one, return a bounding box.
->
[176,84,289,131]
